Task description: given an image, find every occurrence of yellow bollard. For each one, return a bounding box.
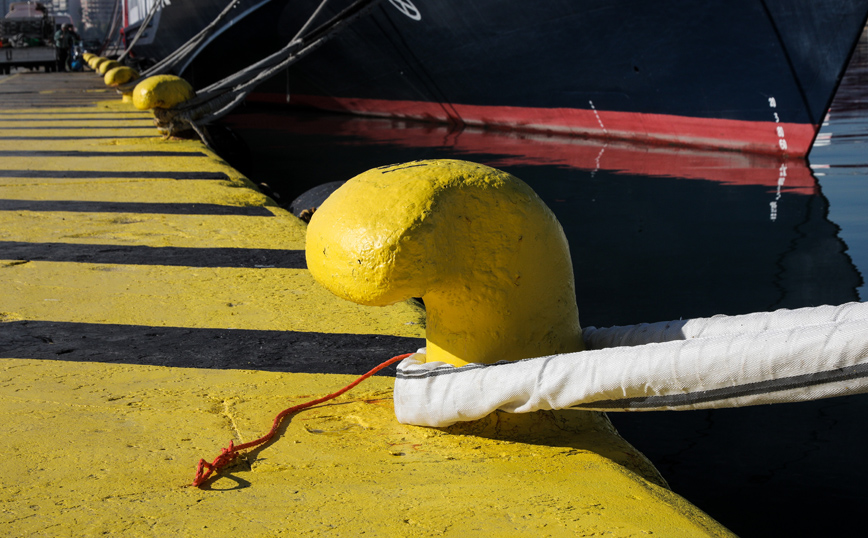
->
[104,66,139,87]
[104,66,140,102]
[97,59,122,75]
[90,57,110,72]
[306,159,583,367]
[131,75,195,111]
[86,56,103,70]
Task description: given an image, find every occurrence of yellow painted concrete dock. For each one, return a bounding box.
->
[0,72,735,537]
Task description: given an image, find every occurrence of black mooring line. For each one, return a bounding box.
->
[572,362,868,410]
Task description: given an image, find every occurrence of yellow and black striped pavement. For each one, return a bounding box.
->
[0,72,734,537]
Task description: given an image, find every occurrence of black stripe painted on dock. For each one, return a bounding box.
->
[0,118,153,122]
[0,150,207,157]
[0,199,273,215]
[0,111,150,115]
[1,104,112,109]
[1,241,305,268]
[0,125,154,129]
[1,320,424,376]
[0,112,150,116]
[0,136,154,140]
[0,170,230,180]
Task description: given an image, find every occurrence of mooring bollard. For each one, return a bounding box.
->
[131,74,195,111]
[305,159,583,366]
[103,66,140,103]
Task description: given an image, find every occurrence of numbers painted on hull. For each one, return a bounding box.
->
[770,163,787,222]
[768,96,789,221]
[389,0,421,21]
[768,96,788,152]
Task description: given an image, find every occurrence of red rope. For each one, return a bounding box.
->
[191,353,413,487]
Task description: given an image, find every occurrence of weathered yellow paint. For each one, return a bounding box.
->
[0,209,306,249]
[307,159,583,366]
[0,155,230,173]
[1,260,425,336]
[132,74,195,111]
[0,92,736,536]
[0,125,155,137]
[0,102,426,342]
[0,110,151,119]
[0,179,275,208]
[0,358,735,537]
[0,126,156,141]
[97,59,122,75]
[104,66,139,87]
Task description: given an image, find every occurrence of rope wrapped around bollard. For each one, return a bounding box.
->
[191,353,413,487]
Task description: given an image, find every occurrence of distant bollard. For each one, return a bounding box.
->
[306,159,583,366]
[104,66,140,103]
[97,59,121,75]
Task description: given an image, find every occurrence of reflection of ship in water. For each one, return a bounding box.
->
[221,108,863,328]
[807,23,868,304]
[818,23,868,121]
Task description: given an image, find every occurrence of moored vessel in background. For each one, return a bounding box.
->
[123,0,868,155]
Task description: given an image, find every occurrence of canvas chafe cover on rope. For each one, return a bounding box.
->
[394,302,868,427]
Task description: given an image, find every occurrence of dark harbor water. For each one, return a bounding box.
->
[217,30,868,538]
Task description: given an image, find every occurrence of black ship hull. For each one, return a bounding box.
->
[126,0,868,155]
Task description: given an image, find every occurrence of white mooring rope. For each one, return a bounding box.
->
[394,302,868,427]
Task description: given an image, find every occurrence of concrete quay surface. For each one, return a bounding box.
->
[0,72,734,537]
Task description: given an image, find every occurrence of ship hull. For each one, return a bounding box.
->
[126,0,868,155]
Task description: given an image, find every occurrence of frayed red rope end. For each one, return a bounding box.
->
[190,353,413,487]
[192,440,240,487]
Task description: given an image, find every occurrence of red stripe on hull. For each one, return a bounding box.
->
[247,92,817,157]
[224,110,816,196]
